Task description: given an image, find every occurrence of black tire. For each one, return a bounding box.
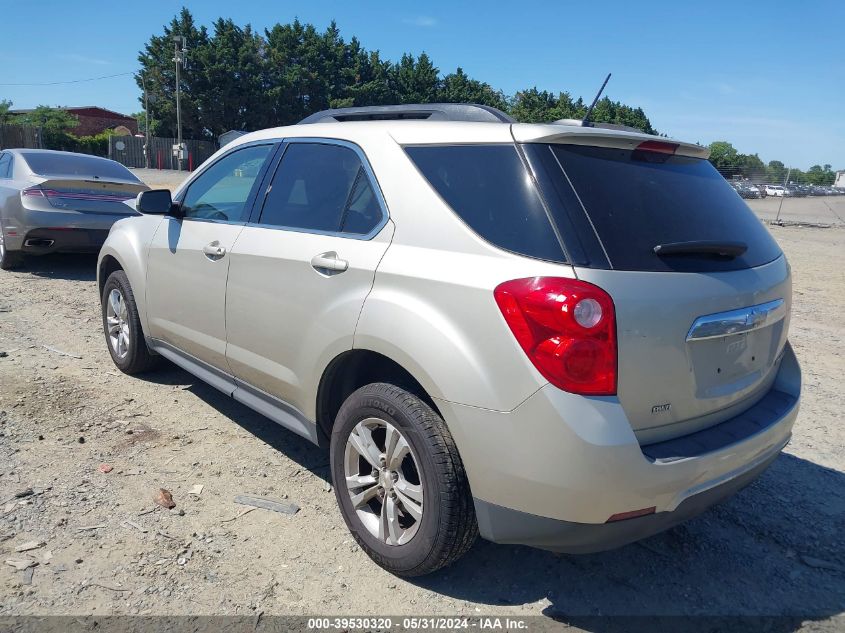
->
[330,382,477,576]
[101,270,160,374]
[0,237,22,271]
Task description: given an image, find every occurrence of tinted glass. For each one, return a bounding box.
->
[546,144,783,272]
[259,143,381,234]
[405,145,565,262]
[21,152,138,181]
[0,153,11,179]
[182,144,272,222]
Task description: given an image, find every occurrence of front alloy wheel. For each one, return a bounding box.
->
[106,288,131,359]
[101,270,159,374]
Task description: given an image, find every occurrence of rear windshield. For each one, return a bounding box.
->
[405,145,565,262]
[22,153,138,181]
[545,144,782,272]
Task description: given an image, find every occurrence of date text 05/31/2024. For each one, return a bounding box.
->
[306,617,529,630]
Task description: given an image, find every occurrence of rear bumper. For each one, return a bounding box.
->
[436,342,800,552]
[3,209,135,254]
[474,445,782,553]
[20,228,110,254]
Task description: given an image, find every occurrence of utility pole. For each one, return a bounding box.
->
[141,72,151,169]
[172,35,187,171]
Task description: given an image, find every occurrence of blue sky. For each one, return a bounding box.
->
[1,0,842,169]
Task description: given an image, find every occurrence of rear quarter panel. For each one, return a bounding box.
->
[353,135,568,412]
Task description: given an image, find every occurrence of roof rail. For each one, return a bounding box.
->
[298,103,515,125]
[553,118,645,134]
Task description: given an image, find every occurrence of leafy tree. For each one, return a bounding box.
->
[394,53,439,104]
[438,68,507,110]
[136,7,209,138]
[707,141,740,172]
[0,99,12,124]
[11,105,78,150]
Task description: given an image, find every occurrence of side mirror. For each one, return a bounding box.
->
[136,189,176,215]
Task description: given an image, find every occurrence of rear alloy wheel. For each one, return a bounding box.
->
[344,417,425,546]
[0,230,22,270]
[331,383,477,576]
[101,270,160,374]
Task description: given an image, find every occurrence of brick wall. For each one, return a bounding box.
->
[68,108,138,137]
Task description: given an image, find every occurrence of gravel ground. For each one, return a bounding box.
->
[0,202,843,629]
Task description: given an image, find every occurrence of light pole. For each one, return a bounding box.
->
[172,35,187,171]
[141,72,151,169]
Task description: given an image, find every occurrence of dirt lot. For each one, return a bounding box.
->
[0,198,843,629]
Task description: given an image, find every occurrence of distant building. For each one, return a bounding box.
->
[9,106,138,137]
[835,170,845,189]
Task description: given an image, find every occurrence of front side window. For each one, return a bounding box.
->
[181,144,273,222]
[258,142,382,235]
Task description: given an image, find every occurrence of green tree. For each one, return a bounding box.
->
[136,7,210,138]
[11,105,79,150]
[708,141,740,172]
[439,68,507,110]
[0,99,12,124]
[394,53,439,104]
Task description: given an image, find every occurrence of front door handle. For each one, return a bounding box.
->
[311,251,348,274]
[202,241,226,260]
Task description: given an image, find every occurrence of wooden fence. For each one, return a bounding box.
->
[0,124,40,149]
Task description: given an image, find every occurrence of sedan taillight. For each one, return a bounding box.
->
[494,277,617,396]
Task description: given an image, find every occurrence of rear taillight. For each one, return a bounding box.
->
[494,277,617,395]
[22,187,45,197]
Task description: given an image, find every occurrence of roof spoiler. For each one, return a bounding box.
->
[513,123,711,160]
[298,103,515,124]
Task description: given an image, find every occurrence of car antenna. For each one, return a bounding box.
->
[582,73,612,127]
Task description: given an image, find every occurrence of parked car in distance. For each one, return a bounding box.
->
[0,149,148,270]
[97,103,801,576]
[737,182,761,199]
[765,185,785,197]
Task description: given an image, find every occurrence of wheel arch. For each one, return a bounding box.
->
[316,348,443,443]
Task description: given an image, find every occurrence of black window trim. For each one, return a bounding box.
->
[174,140,282,226]
[402,142,570,265]
[249,137,390,241]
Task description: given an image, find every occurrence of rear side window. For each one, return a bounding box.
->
[259,142,382,235]
[21,152,138,181]
[545,144,782,272]
[405,145,565,262]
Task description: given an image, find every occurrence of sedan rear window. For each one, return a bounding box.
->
[21,152,138,181]
[405,145,565,262]
[543,144,783,272]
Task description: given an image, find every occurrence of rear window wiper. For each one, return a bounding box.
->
[653,240,748,258]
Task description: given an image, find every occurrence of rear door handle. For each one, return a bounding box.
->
[310,251,348,273]
[202,241,226,260]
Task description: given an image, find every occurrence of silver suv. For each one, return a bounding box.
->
[97,104,801,576]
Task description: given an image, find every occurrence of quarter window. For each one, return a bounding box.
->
[181,144,273,222]
[258,143,382,235]
[405,144,566,262]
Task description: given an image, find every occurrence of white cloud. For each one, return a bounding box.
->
[402,16,437,27]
